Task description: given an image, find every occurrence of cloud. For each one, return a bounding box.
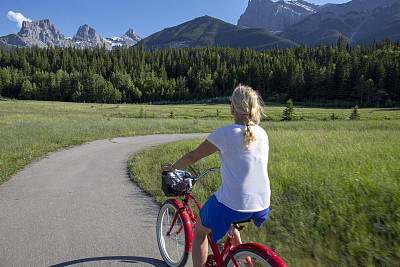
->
[7,11,32,28]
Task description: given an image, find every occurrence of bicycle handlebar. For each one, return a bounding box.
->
[193,167,220,181]
[168,167,220,182]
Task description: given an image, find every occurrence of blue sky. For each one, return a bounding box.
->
[1,0,350,39]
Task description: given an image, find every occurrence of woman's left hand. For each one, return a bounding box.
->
[160,165,174,175]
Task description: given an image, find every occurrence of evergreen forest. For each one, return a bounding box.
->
[1,37,399,107]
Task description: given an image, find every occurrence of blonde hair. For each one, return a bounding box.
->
[231,84,265,149]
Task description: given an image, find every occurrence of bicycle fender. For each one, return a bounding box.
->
[166,199,193,253]
[230,243,287,267]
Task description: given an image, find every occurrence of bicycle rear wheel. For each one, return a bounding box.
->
[224,247,284,267]
[156,201,189,267]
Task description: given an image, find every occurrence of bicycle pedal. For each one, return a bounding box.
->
[205,254,216,267]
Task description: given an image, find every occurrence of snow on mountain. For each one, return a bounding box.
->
[237,0,321,32]
[0,19,142,50]
[105,29,142,48]
[287,1,319,13]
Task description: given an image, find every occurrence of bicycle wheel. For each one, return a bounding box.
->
[156,202,189,267]
[224,247,282,267]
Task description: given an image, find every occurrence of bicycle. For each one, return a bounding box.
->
[156,165,287,267]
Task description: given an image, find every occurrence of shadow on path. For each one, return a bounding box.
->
[50,256,166,266]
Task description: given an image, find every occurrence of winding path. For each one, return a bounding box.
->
[0,134,207,266]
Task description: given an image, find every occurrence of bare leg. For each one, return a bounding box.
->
[232,227,242,246]
[192,218,211,267]
[231,226,251,263]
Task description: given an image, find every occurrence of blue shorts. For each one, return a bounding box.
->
[199,194,269,243]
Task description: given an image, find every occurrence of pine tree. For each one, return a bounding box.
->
[282,98,295,121]
[0,41,400,105]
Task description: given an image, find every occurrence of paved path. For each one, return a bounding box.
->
[0,134,207,266]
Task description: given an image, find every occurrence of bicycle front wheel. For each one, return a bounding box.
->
[156,201,189,267]
[224,248,283,267]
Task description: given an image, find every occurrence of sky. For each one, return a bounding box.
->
[1,0,350,39]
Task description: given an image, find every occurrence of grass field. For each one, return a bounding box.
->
[1,99,399,266]
[129,120,400,267]
[0,100,233,184]
[2,98,391,185]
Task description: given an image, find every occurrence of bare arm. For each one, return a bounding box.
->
[161,140,218,173]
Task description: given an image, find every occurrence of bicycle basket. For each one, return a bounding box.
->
[161,171,191,196]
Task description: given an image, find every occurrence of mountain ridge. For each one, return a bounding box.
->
[71,24,112,49]
[279,0,400,45]
[0,19,142,50]
[239,0,400,45]
[238,0,322,32]
[136,15,297,51]
[0,16,296,51]
[1,0,399,51]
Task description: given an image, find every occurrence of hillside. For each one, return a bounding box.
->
[278,0,400,45]
[237,0,321,32]
[136,15,297,51]
[0,40,16,51]
[352,0,400,44]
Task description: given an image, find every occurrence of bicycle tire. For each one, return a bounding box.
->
[156,201,190,267]
[224,247,285,267]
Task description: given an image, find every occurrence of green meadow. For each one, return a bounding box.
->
[1,100,399,266]
[0,100,229,184]
[129,121,400,267]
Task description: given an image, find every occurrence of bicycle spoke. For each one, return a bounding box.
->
[156,202,189,267]
[225,248,279,267]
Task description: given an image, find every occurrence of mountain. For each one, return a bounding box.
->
[136,15,296,51]
[106,28,142,48]
[1,16,294,51]
[350,0,400,44]
[0,19,141,50]
[278,0,400,45]
[239,0,400,46]
[318,0,398,15]
[0,19,67,48]
[238,0,322,33]
[71,24,112,50]
[0,40,16,51]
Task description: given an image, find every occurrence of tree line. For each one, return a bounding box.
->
[0,37,399,107]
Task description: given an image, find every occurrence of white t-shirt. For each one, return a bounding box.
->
[207,124,271,212]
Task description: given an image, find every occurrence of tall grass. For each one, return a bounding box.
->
[0,100,230,184]
[1,100,399,266]
[128,120,400,267]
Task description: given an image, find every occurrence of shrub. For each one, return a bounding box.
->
[349,105,360,120]
[282,98,295,121]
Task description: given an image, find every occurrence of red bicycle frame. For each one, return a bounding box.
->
[164,168,287,267]
[165,198,193,253]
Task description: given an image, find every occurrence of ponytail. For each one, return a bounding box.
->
[231,84,265,149]
[243,123,256,150]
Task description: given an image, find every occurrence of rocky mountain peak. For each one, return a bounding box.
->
[0,17,142,50]
[105,28,142,48]
[237,0,320,32]
[71,24,113,49]
[73,24,101,42]
[17,19,65,46]
[124,28,142,42]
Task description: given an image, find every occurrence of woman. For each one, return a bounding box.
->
[161,84,271,267]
